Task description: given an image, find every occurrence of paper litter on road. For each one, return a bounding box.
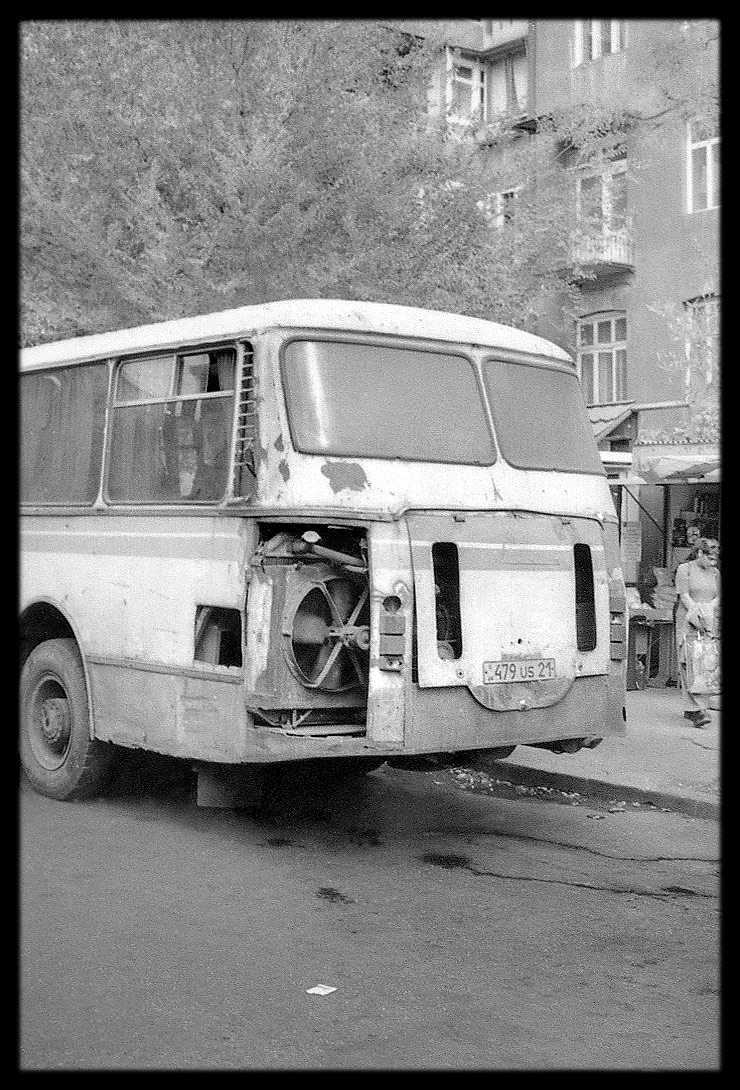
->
[307,984,337,995]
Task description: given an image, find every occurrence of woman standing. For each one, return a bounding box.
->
[675,538,720,727]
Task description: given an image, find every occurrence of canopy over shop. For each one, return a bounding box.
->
[615,446,719,690]
[588,404,720,580]
[621,446,720,576]
[589,406,720,692]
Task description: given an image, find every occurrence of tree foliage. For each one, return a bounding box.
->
[20,19,718,358]
[20,19,582,345]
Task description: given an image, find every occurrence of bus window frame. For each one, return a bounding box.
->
[278,331,498,467]
[20,358,114,510]
[481,352,606,477]
[103,342,241,508]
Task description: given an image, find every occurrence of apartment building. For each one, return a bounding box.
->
[400,18,720,602]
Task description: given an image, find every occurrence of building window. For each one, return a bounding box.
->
[687,119,719,213]
[488,49,527,116]
[574,20,627,66]
[577,144,628,233]
[577,313,628,406]
[446,46,526,123]
[479,187,520,229]
[684,294,720,386]
[448,53,487,122]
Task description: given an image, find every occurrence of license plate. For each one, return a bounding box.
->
[483,658,556,684]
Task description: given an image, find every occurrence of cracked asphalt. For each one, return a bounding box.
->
[19,760,720,1070]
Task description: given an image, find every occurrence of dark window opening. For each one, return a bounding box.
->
[194,606,242,667]
[432,543,463,660]
[574,544,597,652]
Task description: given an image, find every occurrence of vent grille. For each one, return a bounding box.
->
[233,342,257,496]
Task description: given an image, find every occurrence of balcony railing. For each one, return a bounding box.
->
[571,50,628,106]
[570,224,635,276]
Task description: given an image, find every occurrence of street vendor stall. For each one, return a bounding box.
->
[636,450,720,574]
[615,447,720,691]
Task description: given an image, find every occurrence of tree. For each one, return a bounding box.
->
[19,20,586,345]
[20,18,718,363]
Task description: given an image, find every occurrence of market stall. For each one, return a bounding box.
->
[615,448,720,690]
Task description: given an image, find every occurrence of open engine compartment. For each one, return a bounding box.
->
[246,523,371,735]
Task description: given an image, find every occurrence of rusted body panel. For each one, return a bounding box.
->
[404,672,623,753]
[88,664,248,761]
[255,332,615,522]
[365,521,413,747]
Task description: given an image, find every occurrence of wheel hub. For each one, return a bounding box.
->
[40,697,71,747]
[328,624,371,651]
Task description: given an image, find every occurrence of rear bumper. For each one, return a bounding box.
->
[397,669,625,755]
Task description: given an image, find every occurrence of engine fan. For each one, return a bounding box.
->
[283,574,370,691]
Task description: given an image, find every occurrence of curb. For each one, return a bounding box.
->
[475,759,720,821]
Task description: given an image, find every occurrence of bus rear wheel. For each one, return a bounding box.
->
[20,638,114,801]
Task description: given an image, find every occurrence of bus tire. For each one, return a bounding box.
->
[20,638,114,801]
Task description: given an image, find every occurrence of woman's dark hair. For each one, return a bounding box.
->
[697,537,719,557]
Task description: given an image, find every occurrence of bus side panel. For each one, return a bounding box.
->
[87,665,250,762]
[21,514,252,759]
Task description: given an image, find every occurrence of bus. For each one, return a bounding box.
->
[19,299,627,806]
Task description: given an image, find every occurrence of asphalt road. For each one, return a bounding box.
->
[19,758,720,1070]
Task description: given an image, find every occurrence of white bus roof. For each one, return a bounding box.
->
[20,298,572,370]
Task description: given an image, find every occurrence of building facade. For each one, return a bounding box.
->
[402,18,720,608]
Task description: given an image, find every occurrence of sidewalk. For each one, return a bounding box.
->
[482,687,721,820]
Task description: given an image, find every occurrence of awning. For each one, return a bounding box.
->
[625,454,720,485]
[588,404,635,443]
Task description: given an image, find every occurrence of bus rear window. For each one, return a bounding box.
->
[281,340,495,465]
[482,358,604,474]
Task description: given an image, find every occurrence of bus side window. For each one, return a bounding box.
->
[20,364,108,505]
[161,408,198,499]
[108,348,236,504]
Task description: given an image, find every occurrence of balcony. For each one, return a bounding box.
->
[569,224,635,280]
[480,20,528,51]
[473,106,531,145]
[571,50,628,106]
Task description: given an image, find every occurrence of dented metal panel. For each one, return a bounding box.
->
[404,672,623,754]
[88,661,249,762]
[254,330,615,521]
[365,521,414,745]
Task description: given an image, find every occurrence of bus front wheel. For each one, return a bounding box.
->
[20,638,114,801]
